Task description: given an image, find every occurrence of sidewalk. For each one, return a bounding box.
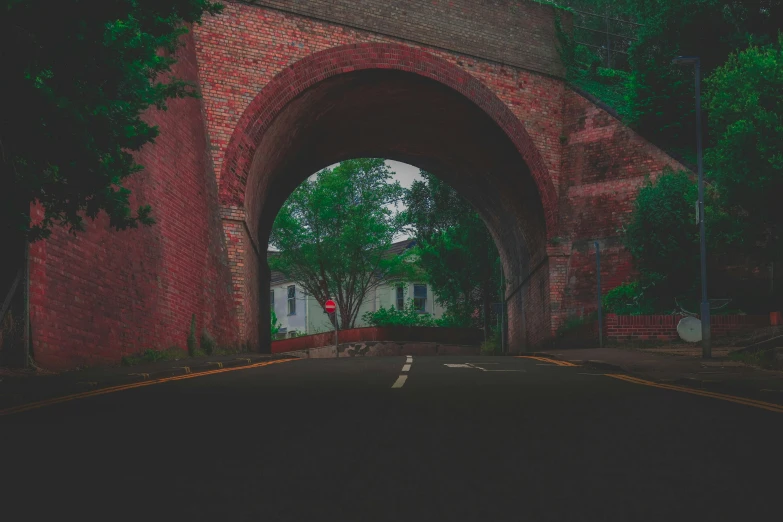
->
[541,345,783,406]
[0,352,299,412]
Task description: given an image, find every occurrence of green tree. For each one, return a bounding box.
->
[623,1,783,158]
[269,159,411,329]
[1,0,223,244]
[622,168,740,310]
[271,309,282,337]
[404,172,500,332]
[704,35,783,305]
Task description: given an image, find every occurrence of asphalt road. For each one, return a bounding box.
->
[2,355,782,521]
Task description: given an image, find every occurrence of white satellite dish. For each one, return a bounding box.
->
[677,316,702,343]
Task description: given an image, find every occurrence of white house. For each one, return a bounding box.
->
[269,239,446,338]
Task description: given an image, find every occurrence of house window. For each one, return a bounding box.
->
[413,284,427,312]
[287,285,296,315]
[396,285,404,310]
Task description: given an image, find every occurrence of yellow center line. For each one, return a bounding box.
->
[515,356,578,367]
[605,373,783,414]
[0,358,299,417]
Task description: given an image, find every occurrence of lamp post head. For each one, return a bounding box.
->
[672,55,700,65]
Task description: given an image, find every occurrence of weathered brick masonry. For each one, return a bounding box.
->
[29,33,238,369]
[30,1,688,368]
[193,0,686,352]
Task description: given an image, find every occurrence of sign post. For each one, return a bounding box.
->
[324,300,338,357]
[595,241,603,348]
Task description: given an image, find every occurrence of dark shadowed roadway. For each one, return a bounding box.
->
[2,356,781,521]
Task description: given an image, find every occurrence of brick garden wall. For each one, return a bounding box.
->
[28,32,239,369]
[605,314,770,342]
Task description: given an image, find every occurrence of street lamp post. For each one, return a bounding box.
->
[672,55,711,358]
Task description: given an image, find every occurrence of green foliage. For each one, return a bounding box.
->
[269,159,412,329]
[362,300,437,328]
[200,328,216,356]
[556,312,597,337]
[271,309,282,337]
[121,347,186,367]
[479,328,502,356]
[704,36,783,292]
[622,169,699,304]
[602,282,657,315]
[187,314,197,357]
[623,1,783,155]
[1,0,223,241]
[404,172,500,330]
[621,168,742,310]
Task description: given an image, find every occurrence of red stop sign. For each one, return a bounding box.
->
[324,300,336,314]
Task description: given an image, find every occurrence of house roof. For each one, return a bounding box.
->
[268,239,416,286]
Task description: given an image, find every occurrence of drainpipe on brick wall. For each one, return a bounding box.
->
[22,241,30,368]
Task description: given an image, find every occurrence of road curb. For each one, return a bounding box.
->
[76,354,297,387]
[0,354,300,414]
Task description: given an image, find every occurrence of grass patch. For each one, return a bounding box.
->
[121,347,188,367]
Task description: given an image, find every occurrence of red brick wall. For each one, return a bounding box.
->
[192,0,688,352]
[26,1,696,369]
[605,314,769,342]
[28,32,238,369]
[554,89,688,331]
[271,326,484,353]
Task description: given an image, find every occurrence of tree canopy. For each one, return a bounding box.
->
[268,159,411,329]
[1,0,223,242]
[404,172,500,331]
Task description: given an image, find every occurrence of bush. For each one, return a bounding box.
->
[121,347,187,367]
[556,312,598,338]
[200,328,216,356]
[271,310,282,337]
[187,314,197,357]
[602,282,657,315]
[480,328,501,356]
[362,300,436,327]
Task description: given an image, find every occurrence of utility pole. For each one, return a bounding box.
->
[672,55,711,358]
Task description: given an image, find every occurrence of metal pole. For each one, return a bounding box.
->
[595,241,603,348]
[333,311,339,358]
[694,58,711,359]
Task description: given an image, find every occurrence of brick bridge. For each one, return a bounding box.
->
[29,0,684,369]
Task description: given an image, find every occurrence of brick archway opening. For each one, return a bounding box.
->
[219,44,557,353]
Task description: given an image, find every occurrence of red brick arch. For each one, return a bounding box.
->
[218,42,559,235]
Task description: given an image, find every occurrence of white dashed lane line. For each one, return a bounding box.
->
[392,375,408,388]
[393,356,412,388]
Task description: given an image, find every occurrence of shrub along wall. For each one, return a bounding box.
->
[605,314,769,342]
[271,326,484,353]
